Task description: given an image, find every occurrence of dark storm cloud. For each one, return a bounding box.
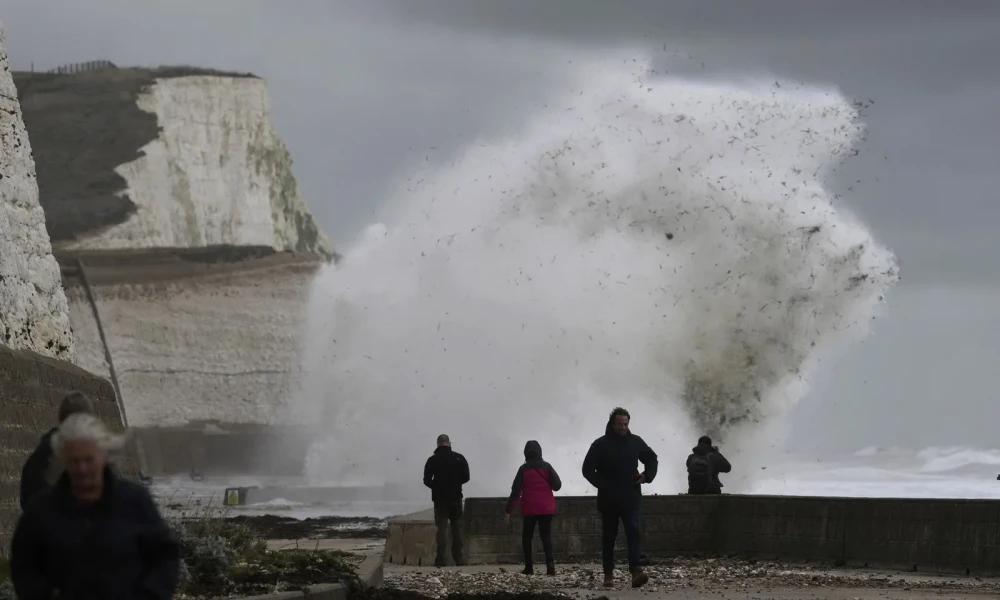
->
[361,0,1000,287]
[368,0,998,41]
[1,0,998,452]
[0,0,584,245]
[3,0,996,285]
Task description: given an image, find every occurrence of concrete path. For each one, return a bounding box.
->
[266,537,385,555]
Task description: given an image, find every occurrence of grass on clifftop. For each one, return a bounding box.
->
[12,65,259,244]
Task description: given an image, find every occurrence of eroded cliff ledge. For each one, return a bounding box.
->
[14,67,333,258]
[57,247,321,428]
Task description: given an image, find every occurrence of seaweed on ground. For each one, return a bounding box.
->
[222,514,388,540]
[170,518,358,598]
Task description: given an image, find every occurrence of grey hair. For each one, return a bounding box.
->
[51,413,125,460]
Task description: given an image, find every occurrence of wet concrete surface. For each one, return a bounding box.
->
[266,537,385,555]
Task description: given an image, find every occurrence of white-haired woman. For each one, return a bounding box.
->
[10,413,180,600]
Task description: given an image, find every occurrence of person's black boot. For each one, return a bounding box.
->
[546,561,556,576]
[521,563,534,575]
[630,567,649,588]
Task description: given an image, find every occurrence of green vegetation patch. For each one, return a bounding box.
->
[172,517,359,598]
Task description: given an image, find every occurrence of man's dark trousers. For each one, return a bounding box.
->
[599,502,641,574]
[434,500,464,565]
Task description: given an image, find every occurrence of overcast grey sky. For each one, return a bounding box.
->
[2,0,998,453]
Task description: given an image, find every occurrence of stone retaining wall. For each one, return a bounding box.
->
[133,423,314,476]
[463,495,1000,575]
[0,345,128,554]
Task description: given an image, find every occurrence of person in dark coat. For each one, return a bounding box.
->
[504,440,563,576]
[20,391,95,509]
[686,435,732,495]
[423,433,471,567]
[11,413,180,600]
[581,407,657,589]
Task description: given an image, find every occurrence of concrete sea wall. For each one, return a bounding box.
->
[134,422,315,476]
[385,495,1000,575]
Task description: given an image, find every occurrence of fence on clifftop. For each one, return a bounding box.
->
[47,60,117,75]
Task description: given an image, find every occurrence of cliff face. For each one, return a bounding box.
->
[61,249,321,428]
[15,68,333,258]
[1,23,129,549]
[9,62,334,452]
[0,27,73,359]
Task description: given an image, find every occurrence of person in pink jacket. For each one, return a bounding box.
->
[504,440,563,575]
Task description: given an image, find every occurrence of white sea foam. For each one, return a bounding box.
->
[296,54,898,495]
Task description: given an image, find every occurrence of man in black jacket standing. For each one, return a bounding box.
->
[20,391,94,509]
[582,407,657,589]
[423,434,471,567]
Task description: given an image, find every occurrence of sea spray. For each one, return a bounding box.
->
[296,55,898,495]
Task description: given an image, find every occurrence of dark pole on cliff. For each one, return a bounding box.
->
[75,258,148,477]
[75,258,126,423]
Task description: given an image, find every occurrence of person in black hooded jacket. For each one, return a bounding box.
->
[423,434,471,567]
[686,435,732,494]
[19,391,94,510]
[581,407,657,589]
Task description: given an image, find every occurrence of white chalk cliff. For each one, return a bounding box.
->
[64,253,320,427]
[0,24,73,359]
[61,75,332,257]
[10,63,335,431]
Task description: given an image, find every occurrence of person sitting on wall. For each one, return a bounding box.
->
[504,440,563,576]
[19,391,95,510]
[423,433,471,567]
[582,407,658,589]
[686,435,732,495]
[11,413,181,600]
